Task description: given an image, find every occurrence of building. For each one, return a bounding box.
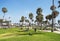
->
[0,19,11,28]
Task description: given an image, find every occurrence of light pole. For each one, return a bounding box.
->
[50,0,60,32]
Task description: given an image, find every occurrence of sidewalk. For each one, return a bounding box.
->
[42,30,60,34]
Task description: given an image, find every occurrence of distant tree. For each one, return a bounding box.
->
[45,14,52,28]
[58,20,60,25]
[21,16,25,22]
[46,14,52,21]
[42,20,48,30]
[25,17,29,27]
[34,20,37,22]
[29,13,33,26]
[2,7,7,19]
[20,16,25,27]
[25,19,29,23]
[25,19,29,30]
[20,20,23,26]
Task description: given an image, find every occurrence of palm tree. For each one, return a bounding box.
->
[20,16,25,27]
[2,7,7,19]
[58,20,60,25]
[46,15,49,21]
[25,19,29,30]
[50,0,59,32]
[25,17,29,28]
[36,15,43,28]
[34,20,38,25]
[46,11,59,32]
[36,8,43,30]
[46,14,52,26]
[46,14,52,22]
[25,19,29,23]
[48,15,52,20]
[29,13,33,26]
[42,20,48,30]
[36,8,42,15]
[52,10,59,18]
[20,20,22,26]
[46,15,51,24]
[51,10,59,32]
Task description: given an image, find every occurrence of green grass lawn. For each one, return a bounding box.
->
[0,27,60,41]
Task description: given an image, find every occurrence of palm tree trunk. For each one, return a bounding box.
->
[21,22,23,29]
[39,22,42,30]
[51,15,54,32]
[41,22,42,30]
[3,13,5,20]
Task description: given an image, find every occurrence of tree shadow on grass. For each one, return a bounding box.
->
[16,30,29,32]
[16,31,45,36]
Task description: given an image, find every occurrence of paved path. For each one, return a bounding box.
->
[42,30,60,34]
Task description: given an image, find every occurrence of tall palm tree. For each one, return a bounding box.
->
[29,13,33,26]
[46,11,59,32]
[2,7,7,20]
[20,16,25,26]
[51,10,59,32]
[36,8,43,30]
[50,0,59,32]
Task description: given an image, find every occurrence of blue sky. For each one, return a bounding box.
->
[0,0,60,23]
